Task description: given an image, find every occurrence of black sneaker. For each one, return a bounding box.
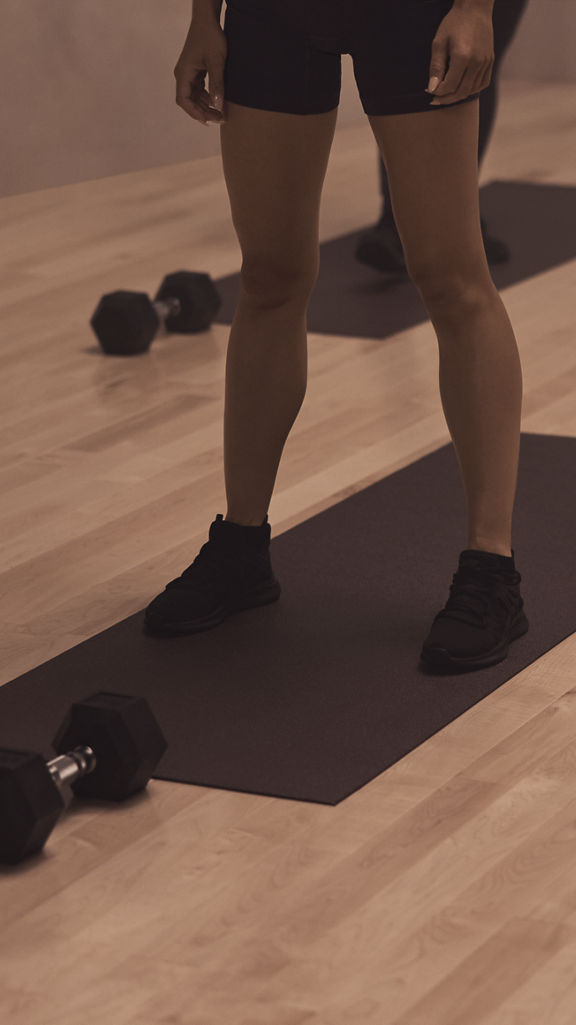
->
[420,548,529,673]
[144,514,282,636]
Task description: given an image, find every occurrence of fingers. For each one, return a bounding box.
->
[429,54,485,106]
[176,73,226,126]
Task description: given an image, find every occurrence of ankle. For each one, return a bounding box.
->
[225,514,266,527]
[467,540,512,558]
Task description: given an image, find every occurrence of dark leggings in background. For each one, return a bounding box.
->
[379,0,531,217]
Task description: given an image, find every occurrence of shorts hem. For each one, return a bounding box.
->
[363,92,483,117]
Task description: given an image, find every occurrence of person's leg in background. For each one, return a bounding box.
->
[372,0,531,266]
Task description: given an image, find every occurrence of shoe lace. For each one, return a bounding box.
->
[165,541,228,592]
[437,567,520,627]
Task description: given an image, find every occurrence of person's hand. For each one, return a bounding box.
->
[174,19,228,126]
[425,5,495,106]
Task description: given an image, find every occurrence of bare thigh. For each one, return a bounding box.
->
[220,102,339,303]
[368,101,492,296]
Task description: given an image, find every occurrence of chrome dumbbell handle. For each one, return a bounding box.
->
[154,296,181,324]
[47,746,97,808]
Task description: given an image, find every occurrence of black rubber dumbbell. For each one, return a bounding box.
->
[90,270,222,355]
[0,691,168,865]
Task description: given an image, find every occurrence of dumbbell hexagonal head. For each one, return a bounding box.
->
[91,291,158,356]
[52,692,168,802]
[154,271,222,333]
[0,750,66,865]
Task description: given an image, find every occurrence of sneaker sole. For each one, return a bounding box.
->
[144,580,282,637]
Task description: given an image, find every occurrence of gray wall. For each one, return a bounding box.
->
[0,0,572,198]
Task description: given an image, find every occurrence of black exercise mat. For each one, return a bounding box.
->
[214,180,576,339]
[0,432,573,805]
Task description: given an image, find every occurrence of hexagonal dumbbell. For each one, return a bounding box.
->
[0,692,168,865]
[90,270,222,355]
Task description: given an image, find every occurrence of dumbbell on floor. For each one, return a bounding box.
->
[0,691,168,865]
[91,270,222,355]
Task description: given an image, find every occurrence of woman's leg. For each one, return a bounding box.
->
[377,0,531,221]
[219,102,338,526]
[369,100,523,558]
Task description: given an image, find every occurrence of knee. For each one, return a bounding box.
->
[408,262,494,309]
[240,259,318,307]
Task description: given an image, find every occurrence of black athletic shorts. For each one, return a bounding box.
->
[222,0,484,117]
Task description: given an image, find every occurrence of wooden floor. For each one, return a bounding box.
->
[2,79,576,1024]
